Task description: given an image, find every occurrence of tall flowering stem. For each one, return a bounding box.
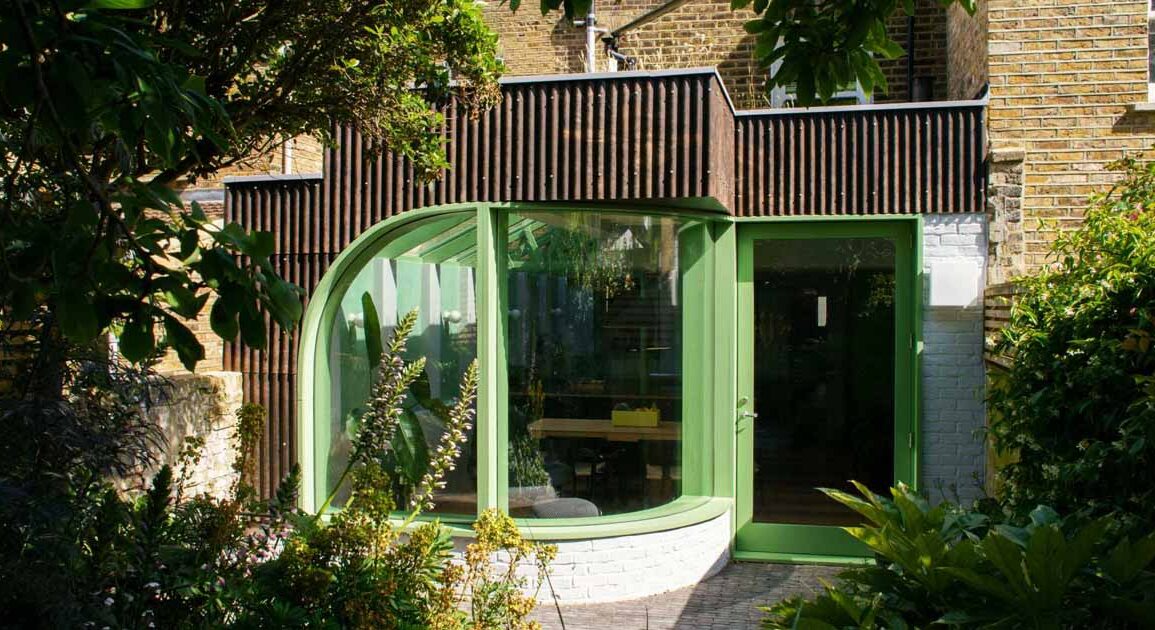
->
[408,359,478,515]
[355,310,425,464]
[317,309,425,518]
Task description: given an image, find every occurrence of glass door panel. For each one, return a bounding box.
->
[736,222,914,558]
[752,237,895,526]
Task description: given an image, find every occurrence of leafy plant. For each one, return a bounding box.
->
[354,295,473,507]
[761,483,1155,629]
[735,0,977,106]
[1,0,506,373]
[510,435,551,488]
[509,220,636,299]
[989,156,1155,532]
[235,308,554,629]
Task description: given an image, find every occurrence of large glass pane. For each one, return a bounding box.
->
[752,238,895,526]
[325,213,478,515]
[505,211,697,518]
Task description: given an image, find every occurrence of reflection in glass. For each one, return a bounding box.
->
[325,214,478,515]
[752,238,895,526]
[506,211,698,518]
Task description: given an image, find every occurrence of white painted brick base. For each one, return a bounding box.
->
[455,509,731,604]
[921,214,987,502]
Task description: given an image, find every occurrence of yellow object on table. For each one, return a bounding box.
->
[528,418,678,442]
[611,409,660,427]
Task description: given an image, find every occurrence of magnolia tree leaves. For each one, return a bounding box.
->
[734,0,977,106]
[0,0,501,371]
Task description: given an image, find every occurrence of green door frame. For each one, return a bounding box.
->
[733,218,921,562]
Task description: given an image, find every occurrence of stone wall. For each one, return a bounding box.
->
[120,371,243,500]
[921,214,987,503]
[986,148,1026,284]
[986,0,1155,276]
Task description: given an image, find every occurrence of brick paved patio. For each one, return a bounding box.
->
[531,561,840,630]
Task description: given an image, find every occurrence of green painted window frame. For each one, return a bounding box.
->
[731,216,922,562]
[297,202,737,540]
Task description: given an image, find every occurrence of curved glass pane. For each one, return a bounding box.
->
[505,210,699,518]
[324,213,478,515]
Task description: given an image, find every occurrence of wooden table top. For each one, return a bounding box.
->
[527,417,680,442]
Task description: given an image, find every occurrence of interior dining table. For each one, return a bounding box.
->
[527,417,680,442]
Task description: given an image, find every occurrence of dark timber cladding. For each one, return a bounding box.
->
[324,69,732,238]
[733,100,986,216]
[223,68,987,495]
[223,176,328,497]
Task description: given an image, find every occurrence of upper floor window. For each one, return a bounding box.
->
[767,44,869,108]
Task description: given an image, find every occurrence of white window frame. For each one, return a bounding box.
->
[767,45,870,108]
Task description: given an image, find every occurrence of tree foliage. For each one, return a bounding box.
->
[989,157,1155,532]
[0,0,502,371]
[734,0,977,106]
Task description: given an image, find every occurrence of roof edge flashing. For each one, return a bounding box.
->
[223,173,323,186]
[500,67,737,113]
[737,93,990,117]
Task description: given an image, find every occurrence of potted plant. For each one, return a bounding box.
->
[509,434,555,507]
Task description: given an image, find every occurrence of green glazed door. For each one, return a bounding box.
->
[735,221,917,560]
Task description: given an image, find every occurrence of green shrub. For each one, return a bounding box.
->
[0,310,555,628]
[230,311,556,629]
[762,483,1155,629]
[989,156,1155,529]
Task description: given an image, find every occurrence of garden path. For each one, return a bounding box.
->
[531,561,839,630]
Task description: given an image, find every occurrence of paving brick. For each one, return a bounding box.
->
[531,561,839,630]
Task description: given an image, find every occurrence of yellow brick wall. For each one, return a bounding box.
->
[191,134,323,189]
[946,0,987,100]
[987,0,1155,273]
[154,200,227,374]
[882,0,950,101]
[484,0,949,108]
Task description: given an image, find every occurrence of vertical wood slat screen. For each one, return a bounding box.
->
[733,102,986,216]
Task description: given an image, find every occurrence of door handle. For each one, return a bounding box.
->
[736,410,758,426]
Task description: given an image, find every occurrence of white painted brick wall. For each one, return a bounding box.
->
[454,509,731,604]
[921,214,987,503]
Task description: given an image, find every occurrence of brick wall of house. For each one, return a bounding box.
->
[155,199,227,374]
[986,0,1155,276]
[946,0,987,100]
[192,134,324,190]
[483,0,949,108]
[921,214,988,502]
[881,0,950,101]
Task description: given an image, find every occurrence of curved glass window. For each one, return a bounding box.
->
[323,213,478,515]
[504,211,703,517]
[309,204,717,526]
